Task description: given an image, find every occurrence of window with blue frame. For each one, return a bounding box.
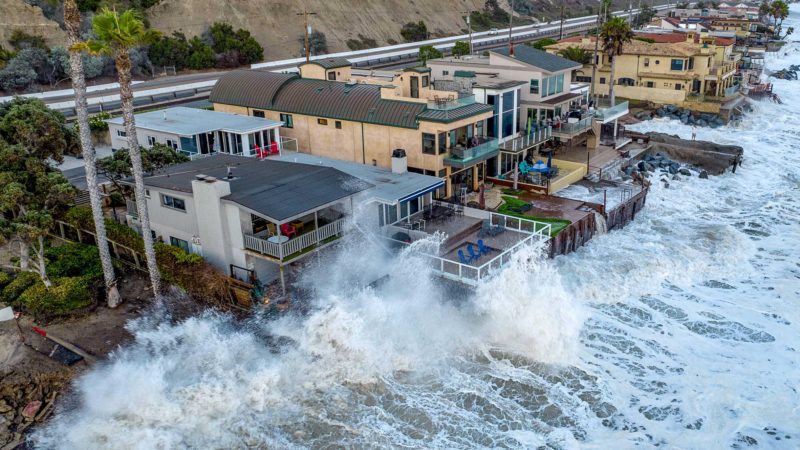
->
[671,59,684,71]
[530,79,539,94]
[502,90,515,138]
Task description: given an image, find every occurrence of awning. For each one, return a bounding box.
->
[398,180,446,203]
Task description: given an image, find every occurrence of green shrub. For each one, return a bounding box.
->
[65,206,94,230]
[45,242,103,281]
[155,243,229,303]
[2,271,40,304]
[105,221,145,253]
[109,191,125,207]
[0,272,13,290]
[88,111,112,132]
[18,276,95,318]
[401,21,428,42]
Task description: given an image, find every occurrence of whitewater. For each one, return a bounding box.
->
[35,10,800,450]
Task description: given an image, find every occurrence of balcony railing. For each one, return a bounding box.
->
[427,95,476,111]
[243,218,345,262]
[594,100,629,122]
[499,127,552,153]
[552,117,593,137]
[723,83,741,97]
[443,138,499,168]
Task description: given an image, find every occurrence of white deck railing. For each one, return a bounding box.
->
[244,218,345,261]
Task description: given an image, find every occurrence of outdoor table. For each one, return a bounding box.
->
[267,235,290,244]
[290,220,305,234]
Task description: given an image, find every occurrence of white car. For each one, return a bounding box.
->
[489,28,499,35]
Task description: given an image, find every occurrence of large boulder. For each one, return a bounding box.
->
[679,168,692,176]
[699,170,709,179]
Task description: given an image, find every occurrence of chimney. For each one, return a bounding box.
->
[391,149,407,174]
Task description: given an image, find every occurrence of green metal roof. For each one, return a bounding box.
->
[417,102,493,123]
[211,70,492,129]
[404,66,432,73]
[301,57,352,70]
[454,70,476,78]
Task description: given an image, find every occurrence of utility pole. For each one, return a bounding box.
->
[559,4,565,40]
[465,10,474,54]
[297,8,317,63]
[508,0,515,56]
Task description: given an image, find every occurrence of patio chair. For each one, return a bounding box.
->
[280,223,297,239]
[477,239,491,255]
[478,219,492,238]
[467,244,481,262]
[458,249,472,265]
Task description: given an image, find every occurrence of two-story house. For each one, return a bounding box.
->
[210,60,495,198]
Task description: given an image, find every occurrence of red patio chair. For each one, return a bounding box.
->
[280,223,297,239]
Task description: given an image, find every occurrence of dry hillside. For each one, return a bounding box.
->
[146,0,490,59]
[0,0,65,49]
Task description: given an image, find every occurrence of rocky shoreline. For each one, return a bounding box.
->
[0,370,72,449]
[634,104,745,128]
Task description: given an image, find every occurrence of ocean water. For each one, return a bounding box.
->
[34,12,800,450]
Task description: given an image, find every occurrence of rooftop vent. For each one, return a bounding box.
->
[195,174,207,181]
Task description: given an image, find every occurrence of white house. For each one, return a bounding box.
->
[106,107,288,158]
[126,152,444,288]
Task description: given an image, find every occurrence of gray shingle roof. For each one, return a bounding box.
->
[136,154,371,222]
[493,46,581,73]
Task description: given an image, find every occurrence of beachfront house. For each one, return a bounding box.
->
[210,59,496,198]
[125,153,445,288]
[545,31,742,114]
[106,107,293,158]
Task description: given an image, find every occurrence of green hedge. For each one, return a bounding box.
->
[45,242,103,280]
[18,276,95,318]
[0,272,13,291]
[2,272,39,304]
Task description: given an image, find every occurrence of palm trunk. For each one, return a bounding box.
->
[64,0,121,307]
[116,49,162,298]
[608,53,617,106]
[19,241,30,270]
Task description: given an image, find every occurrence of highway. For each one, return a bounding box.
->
[6,4,674,118]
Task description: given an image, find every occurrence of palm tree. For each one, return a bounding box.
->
[558,46,591,65]
[600,17,634,106]
[63,0,122,308]
[770,0,789,37]
[74,8,163,298]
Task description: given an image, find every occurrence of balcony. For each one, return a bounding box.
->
[443,138,499,168]
[499,127,552,154]
[552,116,594,138]
[594,100,629,123]
[244,218,345,262]
[427,95,477,111]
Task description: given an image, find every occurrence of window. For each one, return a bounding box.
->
[116,130,127,137]
[442,70,449,76]
[599,77,606,84]
[327,71,336,81]
[688,57,694,70]
[145,189,150,198]
[161,194,185,211]
[147,136,156,146]
[170,237,190,253]
[541,77,549,96]
[280,113,293,128]
[576,76,592,82]
[437,132,446,154]
[318,118,328,126]
[644,57,650,67]
[422,133,436,155]
[335,121,342,129]
[675,83,683,90]
[646,81,655,88]
[555,74,564,94]
[166,139,178,150]
[655,59,660,65]
[252,110,265,118]
[670,59,684,71]
[422,75,429,87]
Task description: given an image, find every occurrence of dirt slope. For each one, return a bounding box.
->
[0,0,65,49]
[146,0,489,59]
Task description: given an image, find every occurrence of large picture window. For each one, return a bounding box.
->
[422,133,436,155]
[671,59,684,71]
[161,194,186,211]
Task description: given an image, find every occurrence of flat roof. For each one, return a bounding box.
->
[134,154,371,223]
[271,152,444,205]
[106,107,282,137]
